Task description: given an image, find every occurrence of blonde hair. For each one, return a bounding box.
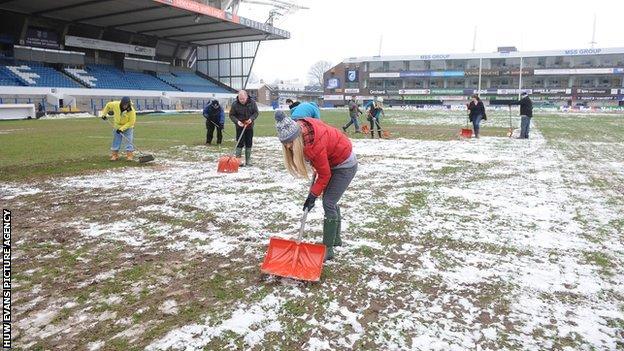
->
[282,134,310,179]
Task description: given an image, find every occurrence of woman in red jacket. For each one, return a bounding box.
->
[275,111,358,261]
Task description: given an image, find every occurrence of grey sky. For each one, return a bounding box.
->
[237,0,624,84]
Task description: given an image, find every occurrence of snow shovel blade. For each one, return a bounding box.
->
[382,130,390,138]
[138,154,155,163]
[460,128,473,138]
[261,237,326,282]
[361,125,370,134]
[217,155,239,173]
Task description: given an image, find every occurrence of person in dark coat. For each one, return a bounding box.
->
[342,95,362,133]
[467,94,487,138]
[286,98,301,111]
[516,92,533,139]
[229,90,259,166]
[203,99,225,145]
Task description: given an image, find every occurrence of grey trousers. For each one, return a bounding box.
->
[322,163,358,219]
[520,115,531,139]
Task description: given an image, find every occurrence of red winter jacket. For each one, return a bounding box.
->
[297,118,352,196]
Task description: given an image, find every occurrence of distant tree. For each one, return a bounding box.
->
[308,61,333,88]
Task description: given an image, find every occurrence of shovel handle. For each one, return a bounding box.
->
[296,209,308,243]
[101,117,142,154]
[207,119,234,139]
[296,174,316,243]
[233,123,248,154]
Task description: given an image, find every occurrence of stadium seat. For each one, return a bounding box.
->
[3,62,81,88]
[157,70,231,93]
[79,65,178,91]
[64,68,97,88]
[0,66,25,86]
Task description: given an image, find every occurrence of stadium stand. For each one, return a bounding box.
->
[2,62,80,88]
[0,61,231,93]
[157,70,231,93]
[0,66,24,86]
[63,68,97,88]
[67,65,178,91]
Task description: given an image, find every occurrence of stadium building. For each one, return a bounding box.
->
[246,81,322,109]
[0,0,289,117]
[323,47,624,108]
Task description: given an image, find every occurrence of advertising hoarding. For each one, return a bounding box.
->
[534,68,616,75]
[65,36,156,57]
[25,28,59,49]
[323,95,344,100]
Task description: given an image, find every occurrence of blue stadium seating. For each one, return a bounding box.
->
[0,66,23,86]
[79,65,178,91]
[3,62,81,88]
[157,71,231,93]
[0,61,230,93]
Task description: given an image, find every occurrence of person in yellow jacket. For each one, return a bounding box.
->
[100,96,136,161]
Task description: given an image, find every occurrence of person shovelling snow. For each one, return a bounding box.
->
[203,99,225,145]
[365,97,385,138]
[100,96,136,161]
[229,90,259,167]
[290,101,321,120]
[275,111,358,261]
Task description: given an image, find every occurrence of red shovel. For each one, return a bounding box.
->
[217,124,247,173]
[261,208,326,282]
[460,117,473,138]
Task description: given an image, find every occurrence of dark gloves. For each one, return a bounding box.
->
[219,123,224,130]
[303,193,317,212]
[116,129,123,134]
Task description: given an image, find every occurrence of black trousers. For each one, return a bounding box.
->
[206,119,223,144]
[235,125,253,148]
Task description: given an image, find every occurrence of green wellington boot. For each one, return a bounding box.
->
[323,217,339,261]
[334,206,342,247]
[235,147,244,166]
[245,148,253,167]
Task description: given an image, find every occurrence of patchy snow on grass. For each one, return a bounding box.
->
[159,299,179,315]
[76,269,118,288]
[8,112,624,350]
[146,293,284,350]
[0,184,41,199]
[72,219,147,246]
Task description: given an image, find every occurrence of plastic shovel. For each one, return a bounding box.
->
[217,124,247,173]
[260,208,326,282]
[460,116,473,138]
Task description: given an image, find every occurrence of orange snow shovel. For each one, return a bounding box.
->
[361,125,370,134]
[460,127,473,138]
[460,117,473,139]
[217,124,247,173]
[261,208,326,282]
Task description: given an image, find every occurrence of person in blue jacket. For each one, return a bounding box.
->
[291,101,321,120]
[203,99,225,145]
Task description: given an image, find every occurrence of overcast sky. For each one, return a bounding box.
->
[236,0,624,84]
